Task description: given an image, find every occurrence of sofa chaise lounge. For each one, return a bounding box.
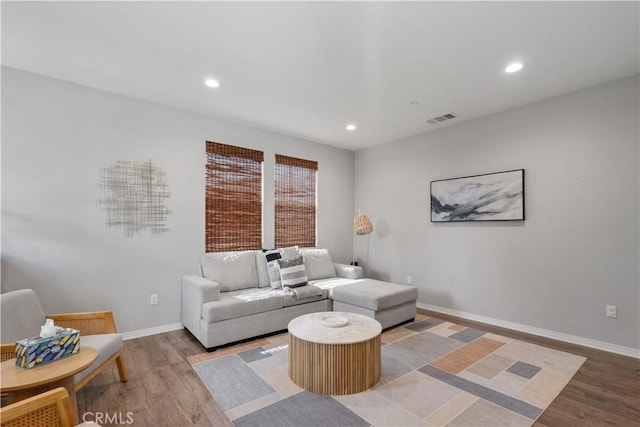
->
[181,248,417,350]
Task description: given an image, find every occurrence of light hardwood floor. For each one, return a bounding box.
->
[77,309,639,426]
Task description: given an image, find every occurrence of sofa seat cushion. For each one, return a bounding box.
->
[283,287,329,307]
[331,279,418,311]
[201,251,259,292]
[202,288,284,322]
[311,277,360,297]
[75,334,123,383]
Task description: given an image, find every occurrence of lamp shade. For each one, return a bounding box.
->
[354,211,373,235]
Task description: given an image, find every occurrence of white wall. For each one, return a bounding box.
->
[355,75,639,350]
[1,67,355,333]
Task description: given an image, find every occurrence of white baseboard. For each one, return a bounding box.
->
[121,322,184,341]
[417,302,640,359]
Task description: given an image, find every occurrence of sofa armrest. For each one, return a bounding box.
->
[181,275,220,337]
[334,263,363,279]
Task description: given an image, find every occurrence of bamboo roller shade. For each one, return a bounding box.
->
[275,154,318,248]
[205,141,264,252]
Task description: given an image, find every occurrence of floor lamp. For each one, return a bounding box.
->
[352,210,373,266]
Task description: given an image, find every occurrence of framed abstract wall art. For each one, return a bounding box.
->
[430,169,525,222]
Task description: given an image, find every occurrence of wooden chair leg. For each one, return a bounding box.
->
[115,352,128,382]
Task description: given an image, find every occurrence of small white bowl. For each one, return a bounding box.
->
[321,315,349,328]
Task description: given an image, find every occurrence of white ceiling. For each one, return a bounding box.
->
[2,1,638,151]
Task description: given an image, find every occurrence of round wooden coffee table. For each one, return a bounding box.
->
[288,312,381,395]
[0,346,97,419]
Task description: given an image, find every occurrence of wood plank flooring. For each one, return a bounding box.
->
[77,328,233,427]
[76,310,639,426]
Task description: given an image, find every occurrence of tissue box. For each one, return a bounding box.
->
[15,329,80,369]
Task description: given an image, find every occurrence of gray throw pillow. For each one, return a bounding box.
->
[278,256,308,288]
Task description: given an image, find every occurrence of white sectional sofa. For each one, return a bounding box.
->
[181,248,417,350]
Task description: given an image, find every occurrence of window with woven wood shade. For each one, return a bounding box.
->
[205,141,264,252]
[275,154,318,248]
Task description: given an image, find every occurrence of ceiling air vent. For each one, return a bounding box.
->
[426,112,459,125]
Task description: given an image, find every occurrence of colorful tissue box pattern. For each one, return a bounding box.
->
[15,329,80,369]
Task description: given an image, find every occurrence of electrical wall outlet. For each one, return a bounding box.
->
[406,276,412,285]
[150,294,159,306]
[606,305,617,318]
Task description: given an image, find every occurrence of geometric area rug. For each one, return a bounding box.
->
[188,314,586,426]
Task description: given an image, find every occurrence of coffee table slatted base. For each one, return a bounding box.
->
[288,334,381,395]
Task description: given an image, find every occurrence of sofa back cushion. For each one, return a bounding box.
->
[300,248,337,281]
[201,251,258,292]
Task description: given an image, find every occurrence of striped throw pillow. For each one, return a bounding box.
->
[262,249,283,289]
[277,256,308,288]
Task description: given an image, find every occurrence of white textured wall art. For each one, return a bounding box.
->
[99,160,171,236]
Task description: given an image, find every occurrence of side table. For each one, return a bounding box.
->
[1,346,97,419]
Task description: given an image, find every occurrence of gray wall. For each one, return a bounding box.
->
[354,75,639,349]
[1,67,355,333]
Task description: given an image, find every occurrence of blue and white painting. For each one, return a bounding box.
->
[430,169,524,222]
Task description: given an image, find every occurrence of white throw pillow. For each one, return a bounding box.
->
[301,248,337,281]
[201,251,258,292]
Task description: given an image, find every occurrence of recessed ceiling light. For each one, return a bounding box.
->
[204,79,220,88]
[346,124,357,131]
[505,62,523,73]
